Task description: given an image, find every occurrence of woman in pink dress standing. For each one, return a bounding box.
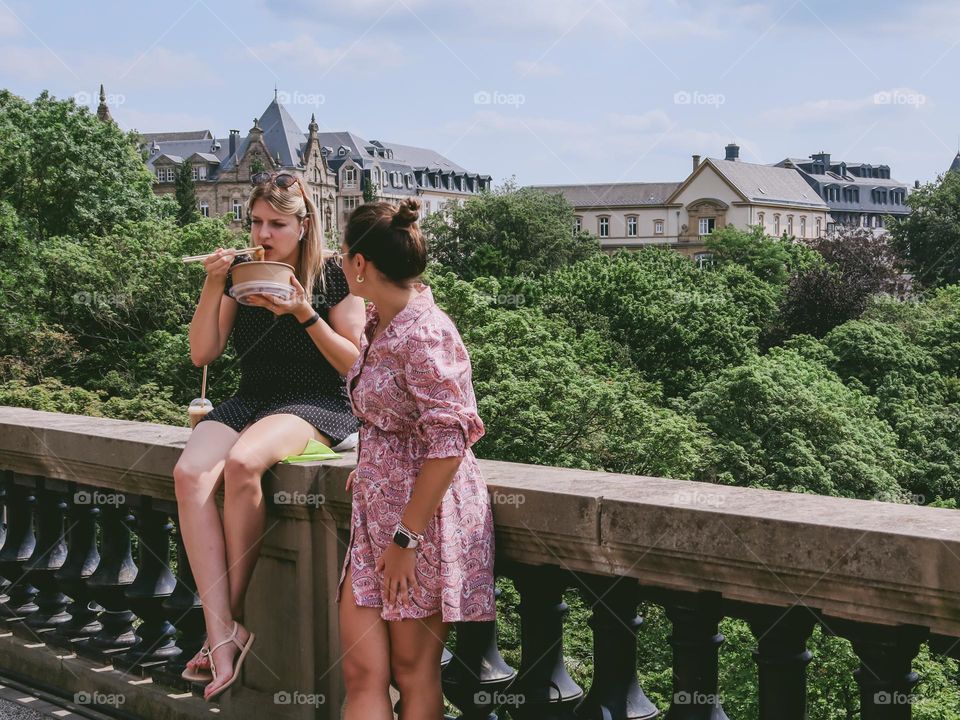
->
[336,198,495,719]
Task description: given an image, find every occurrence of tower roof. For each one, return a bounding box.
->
[256,98,306,167]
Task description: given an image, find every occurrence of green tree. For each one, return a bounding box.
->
[685,347,907,499]
[0,90,161,238]
[891,172,960,289]
[706,224,821,286]
[422,181,599,279]
[174,160,199,226]
[538,249,769,398]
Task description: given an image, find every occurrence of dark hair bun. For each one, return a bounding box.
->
[392,198,421,228]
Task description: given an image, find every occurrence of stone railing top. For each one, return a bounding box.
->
[1,406,958,636]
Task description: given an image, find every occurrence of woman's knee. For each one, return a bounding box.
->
[390,648,438,691]
[173,458,217,503]
[223,446,265,486]
[342,653,390,695]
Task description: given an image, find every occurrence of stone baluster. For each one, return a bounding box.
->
[743,605,817,720]
[84,494,139,658]
[661,591,728,719]
[157,511,205,684]
[442,588,517,719]
[827,619,927,720]
[509,564,583,720]
[574,575,658,720]
[24,479,70,630]
[0,473,38,621]
[53,488,102,644]
[120,499,179,671]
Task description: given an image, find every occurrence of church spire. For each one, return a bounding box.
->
[96,83,113,123]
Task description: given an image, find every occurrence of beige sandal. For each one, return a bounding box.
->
[180,642,213,683]
[205,621,256,701]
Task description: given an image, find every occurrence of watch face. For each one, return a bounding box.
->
[393,531,410,548]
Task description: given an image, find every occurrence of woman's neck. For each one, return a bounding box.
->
[373,284,421,331]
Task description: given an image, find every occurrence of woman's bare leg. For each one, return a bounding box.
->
[340,566,392,720]
[202,414,326,697]
[388,613,450,720]
[173,420,239,677]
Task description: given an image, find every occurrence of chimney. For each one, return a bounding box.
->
[915,180,921,189]
[725,143,739,161]
[692,154,701,172]
[229,129,239,157]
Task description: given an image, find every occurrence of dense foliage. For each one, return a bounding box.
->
[2,91,958,718]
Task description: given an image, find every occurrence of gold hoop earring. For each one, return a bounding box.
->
[356,275,365,284]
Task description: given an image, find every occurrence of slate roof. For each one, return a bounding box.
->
[531,182,681,207]
[707,158,829,209]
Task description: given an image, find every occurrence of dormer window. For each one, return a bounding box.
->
[338,146,348,156]
[343,167,357,188]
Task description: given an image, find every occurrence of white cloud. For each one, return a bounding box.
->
[252,34,403,76]
[513,59,561,78]
[0,45,218,93]
[762,88,932,128]
[0,5,20,36]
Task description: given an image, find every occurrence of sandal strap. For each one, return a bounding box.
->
[208,621,239,654]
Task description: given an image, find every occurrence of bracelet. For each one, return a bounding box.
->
[299,311,321,329]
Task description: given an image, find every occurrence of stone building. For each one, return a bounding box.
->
[535,143,831,266]
[126,92,491,239]
[774,152,912,232]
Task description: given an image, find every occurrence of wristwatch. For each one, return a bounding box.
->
[393,522,424,550]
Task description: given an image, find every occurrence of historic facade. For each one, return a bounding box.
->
[123,92,491,239]
[535,143,831,265]
[774,152,912,231]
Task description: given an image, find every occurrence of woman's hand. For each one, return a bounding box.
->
[247,275,313,320]
[203,248,234,283]
[376,542,418,607]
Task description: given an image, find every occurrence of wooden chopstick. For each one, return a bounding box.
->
[181,246,265,264]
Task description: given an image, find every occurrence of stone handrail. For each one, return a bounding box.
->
[0,406,957,719]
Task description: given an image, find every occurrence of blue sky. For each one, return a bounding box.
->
[1,0,958,186]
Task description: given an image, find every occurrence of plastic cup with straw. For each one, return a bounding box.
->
[188,366,213,429]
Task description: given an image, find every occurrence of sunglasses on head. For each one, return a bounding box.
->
[250,171,308,205]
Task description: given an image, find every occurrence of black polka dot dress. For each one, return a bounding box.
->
[197,254,359,445]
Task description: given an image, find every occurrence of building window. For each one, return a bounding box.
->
[787,216,794,236]
[774,214,781,235]
[425,200,432,214]
[654,219,664,235]
[232,199,242,221]
[574,216,582,233]
[598,216,609,238]
[816,217,822,237]
[192,164,207,181]
[343,167,357,188]
[698,217,715,238]
[199,200,209,217]
[757,212,764,228]
[343,196,360,212]
[694,252,714,269]
[313,192,320,208]
[626,216,638,237]
[800,217,806,238]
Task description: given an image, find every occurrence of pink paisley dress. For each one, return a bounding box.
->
[337,283,496,622]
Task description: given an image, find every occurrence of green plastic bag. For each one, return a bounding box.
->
[281,438,341,464]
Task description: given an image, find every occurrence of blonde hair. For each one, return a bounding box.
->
[246,178,329,299]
